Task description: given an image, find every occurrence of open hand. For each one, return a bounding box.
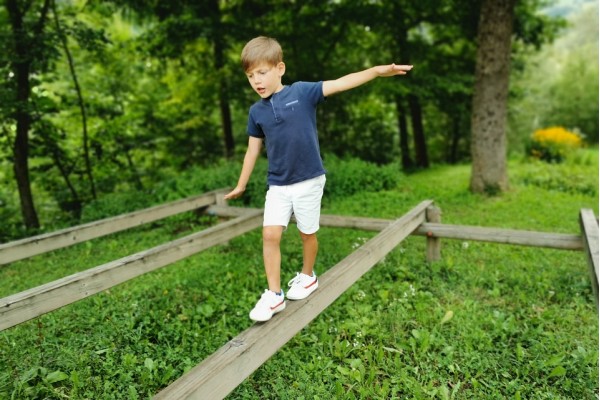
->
[375,63,413,77]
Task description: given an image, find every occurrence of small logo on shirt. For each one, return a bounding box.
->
[285,100,299,106]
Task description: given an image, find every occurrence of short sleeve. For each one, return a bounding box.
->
[246,109,264,138]
[295,81,325,106]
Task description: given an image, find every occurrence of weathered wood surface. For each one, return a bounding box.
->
[0,209,262,331]
[425,206,442,262]
[579,209,599,305]
[414,223,583,250]
[208,205,583,250]
[153,200,433,400]
[0,190,228,266]
[207,205,392,231]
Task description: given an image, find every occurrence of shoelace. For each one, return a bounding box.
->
[257,289,273,304]
[287,273,302,288]
[257,289,283,306]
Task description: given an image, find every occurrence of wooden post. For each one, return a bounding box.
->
[213,189,232,241]
[426,205,442,262]
[579,209,599,308]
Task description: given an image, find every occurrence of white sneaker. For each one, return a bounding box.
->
[249,289,286,322]
[287,272,319,300]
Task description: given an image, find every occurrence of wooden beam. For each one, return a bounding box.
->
[414,223,583,251]
[0,209,263,332]
[207,205,583,251]
[153,200,433,400]
[0,189,230,266]
[579,209,599,306]
[207,205,392,231]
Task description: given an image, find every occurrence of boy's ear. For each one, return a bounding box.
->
[277,62,286,77]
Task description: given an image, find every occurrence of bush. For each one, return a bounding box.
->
[78,156,402,221]
[527,126,583,163]
[513,151,598,197]
[323,156,402,199]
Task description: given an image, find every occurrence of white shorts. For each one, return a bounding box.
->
[263,174,326,234]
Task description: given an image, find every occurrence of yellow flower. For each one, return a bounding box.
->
[532,127,582,149]
[529,126,582,162]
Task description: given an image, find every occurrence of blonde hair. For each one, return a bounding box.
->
[241,36,283,72]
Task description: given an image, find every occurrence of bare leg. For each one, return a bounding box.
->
[299,231,318,276]
[263,225,284,293]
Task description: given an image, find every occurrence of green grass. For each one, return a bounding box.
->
[0,154,598,399]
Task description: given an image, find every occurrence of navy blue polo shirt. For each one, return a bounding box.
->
[247,81,326,186]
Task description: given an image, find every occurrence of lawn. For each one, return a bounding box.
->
[0,155,598,399]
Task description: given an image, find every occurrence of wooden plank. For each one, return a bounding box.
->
[208,205,583,251]
[153,200,433,400]
[579,209,599,305]
[208,205,392,231]
[0,189,230,266]
[0,209,263,331]
[414,223,583,250]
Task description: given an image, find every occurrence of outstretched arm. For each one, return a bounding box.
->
[322,64,413,97]
[224,136,263,200]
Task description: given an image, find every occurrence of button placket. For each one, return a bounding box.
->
[269,95,280,122]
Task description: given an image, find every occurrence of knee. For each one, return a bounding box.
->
[299,231,317,243]
[263,227,282,244]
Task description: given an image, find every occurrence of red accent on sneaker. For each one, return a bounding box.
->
[270,299,284,310]
[304,277,318,289]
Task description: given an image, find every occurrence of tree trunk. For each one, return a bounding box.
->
[48,140,82,219]
[6,0,51,229]
[13,98,39,229]
[124,148,144,191]
[470,0,515,194]
[448,116,461,164]
[391,3,428,170]
[395,95,413,170]
[408,94,429,168]
[208,0,234,159]
[51,0,96,200]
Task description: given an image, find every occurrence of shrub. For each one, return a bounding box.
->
[323,156,402,199]
[527,126,583,163]
[513,159,597,197]
[78,156,403,222]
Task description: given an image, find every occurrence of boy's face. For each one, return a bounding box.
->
[245,62,285,99]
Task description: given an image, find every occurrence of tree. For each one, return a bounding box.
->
[4,0,54,229]
[509,2,597,147]
[51,0,96,201]
[111,0,238,158]
[470,0,516,194]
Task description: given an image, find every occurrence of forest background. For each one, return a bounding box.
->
[0,0,598,241]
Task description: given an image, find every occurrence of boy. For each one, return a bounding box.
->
[224,36,412,322]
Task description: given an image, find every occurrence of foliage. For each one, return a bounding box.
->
[527,126,584,163]
[0,154,597,398]
[0,0,579,233]
[513,149,598,197]
[322,156,402,202]
[509,2,599,152]
[82,156,403,221]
